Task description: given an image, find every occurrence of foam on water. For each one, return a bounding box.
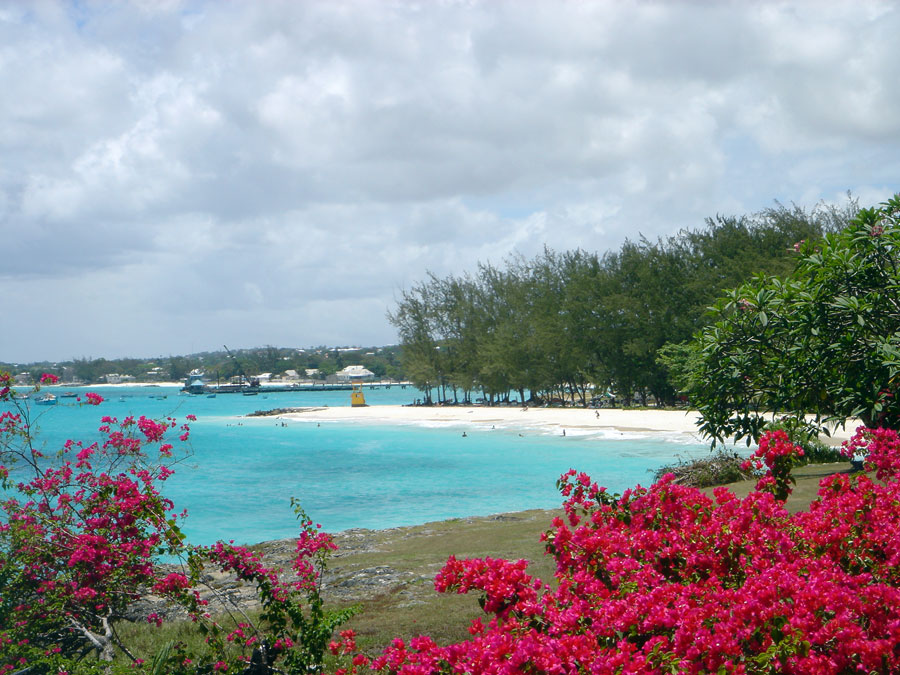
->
[4,386,712,546]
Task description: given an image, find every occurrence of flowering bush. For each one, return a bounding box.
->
[367,428,900,674]
[0,376,354,674]
[740,428,804,500]
[0,393,187,669]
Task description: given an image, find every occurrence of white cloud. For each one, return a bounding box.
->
[2,0,899,361]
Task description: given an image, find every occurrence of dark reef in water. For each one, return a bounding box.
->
[245,407,327,417]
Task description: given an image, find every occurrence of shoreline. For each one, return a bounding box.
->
[39,379,407,390]
[276,405,859,446]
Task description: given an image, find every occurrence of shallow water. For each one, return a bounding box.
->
[5,385,711,546]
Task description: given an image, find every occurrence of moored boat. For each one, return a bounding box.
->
[35,394,57,406]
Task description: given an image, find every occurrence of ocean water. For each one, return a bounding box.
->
[4,385,711,546]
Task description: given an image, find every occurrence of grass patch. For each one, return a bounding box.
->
[323,511,559,652]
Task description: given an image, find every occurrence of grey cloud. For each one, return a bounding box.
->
[2,1,899,361]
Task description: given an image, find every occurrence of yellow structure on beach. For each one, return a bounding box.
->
[351,382,367,407]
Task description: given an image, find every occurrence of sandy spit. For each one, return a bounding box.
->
[277,405,859,445]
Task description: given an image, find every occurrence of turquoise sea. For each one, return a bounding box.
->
[4,385,710,546]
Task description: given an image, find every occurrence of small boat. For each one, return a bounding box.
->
[60,392,78,398]
[206,393,217,398]
[35,394,58,406]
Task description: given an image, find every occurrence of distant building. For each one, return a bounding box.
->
[103,373,135,384]
[283,369,300,381]
[14,372,31,386]
[305,368,320,378]
[335,365,375,382]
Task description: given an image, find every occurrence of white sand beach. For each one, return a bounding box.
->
[281,405,860,446]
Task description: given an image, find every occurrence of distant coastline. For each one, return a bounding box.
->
[39,379,406,390]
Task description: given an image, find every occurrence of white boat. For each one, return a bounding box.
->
[35,394,58,406]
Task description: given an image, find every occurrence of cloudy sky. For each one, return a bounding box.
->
[2,1,898,363]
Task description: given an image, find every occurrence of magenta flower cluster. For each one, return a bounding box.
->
[365,428,900,674]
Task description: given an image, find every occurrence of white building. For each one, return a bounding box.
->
[335,365,375,382]
[103,373,135,384]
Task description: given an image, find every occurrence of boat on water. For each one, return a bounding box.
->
[206,393,217,398]
[60,392,78,398]
[35,394,58,406]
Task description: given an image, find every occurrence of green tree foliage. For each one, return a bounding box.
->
[689,195,900,444]
[390,200,853,406]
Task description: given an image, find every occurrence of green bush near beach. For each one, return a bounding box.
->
[687,195,900,445]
